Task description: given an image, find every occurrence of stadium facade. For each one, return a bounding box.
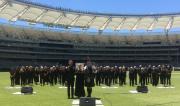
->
[0,24,179,69]
[0,0,180,69]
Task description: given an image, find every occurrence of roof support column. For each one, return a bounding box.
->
[35,9,48,22]
[165,17,174,31]
[85,16,96,29]
[99,17,112,31]
[131,18,142,31]
[70,15,81,26]
[114,18,126,31]
[0,2,8,12]
[147,17,157,31]
[10,6,30,22]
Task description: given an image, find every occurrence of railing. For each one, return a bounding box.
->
[0,42,179,52]
[0,48,178,56]
[0,54,172,60]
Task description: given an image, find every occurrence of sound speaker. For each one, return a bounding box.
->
[80,97,95,106]
[136,86,148,93]
[21,87,33,94]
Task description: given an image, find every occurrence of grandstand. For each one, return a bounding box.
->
[0,0,179,69]
[0,23,180,69]
[1,0,180,106]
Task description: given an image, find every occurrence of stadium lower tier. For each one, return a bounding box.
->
[0,37,180,69]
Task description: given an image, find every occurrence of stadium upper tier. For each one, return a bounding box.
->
[0,0,180,31]
[1,23,180,45]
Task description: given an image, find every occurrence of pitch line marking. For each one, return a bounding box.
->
[157,86,175,89]
[101,86,118,89]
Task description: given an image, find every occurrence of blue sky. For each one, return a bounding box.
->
[1,0,180,33]
[30,0,180,14]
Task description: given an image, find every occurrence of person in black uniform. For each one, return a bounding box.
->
[33,66,39,85]
[61,66,66,86]
[49,66,54,86]
[84,58,95,97]
[166,65,172,86]
[19,66,26,86]
[14,66,20,86]
[66,60,75,99]
[43,66,48,85]
[160,65,166,86]
[10,67,16,86]
[122,66,127,85]
[152,66,159,86]
[39,66,44,86]
[129,67,135,86]
[28,66,34,85]
[133,66,138,85]
[118,66,123,86]
[139,66,146,86]
[75,64,85,98]
[104,66,109,86]
[95,67,101,86]
[147,65,152,84]
[107,66,112,86]
[101,67,106,85]
[114,66,119,84]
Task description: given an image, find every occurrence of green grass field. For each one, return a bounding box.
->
[0,72,180,106]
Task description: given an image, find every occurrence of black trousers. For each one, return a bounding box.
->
[10,77,15,86]
[67,80,74,98]
[87,87,92,97]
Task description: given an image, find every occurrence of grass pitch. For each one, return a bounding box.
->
[0,72,180,106]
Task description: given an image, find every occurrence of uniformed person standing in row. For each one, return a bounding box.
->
[166,65,172,86]
[119,66,123,86]
[152,66,158,86]
[95,66,101,86]
[140,66,146,86]
[34,66,39,85]
[134,66,138,85]
[66,60,75,99]
[122,66,127,85]
[10,67,16,87]
[129,67,135,86]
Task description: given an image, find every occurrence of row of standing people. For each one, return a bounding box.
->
[95,64,172,87]
[9,59,96,98]
[10,63,173,98]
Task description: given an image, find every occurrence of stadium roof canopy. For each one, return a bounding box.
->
[0,0,180,32]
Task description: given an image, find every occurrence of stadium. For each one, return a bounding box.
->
[0,0,180,106]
